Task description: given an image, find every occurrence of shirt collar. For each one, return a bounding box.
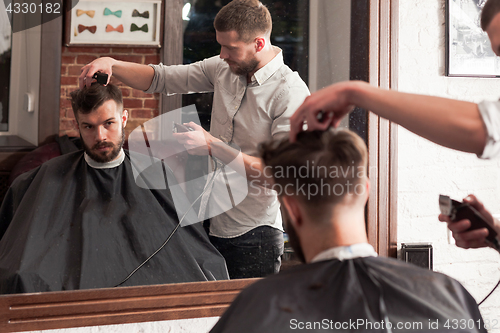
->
[251,46,284,85]
[84,149,125,169]
[311,243,378,263]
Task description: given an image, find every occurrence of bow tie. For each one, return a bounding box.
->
[106,24,124,33]
[76,9,95,18]
[104,8,122,18]
[130,23,148,33]
[132,9,149,19]
[78,24,97,34]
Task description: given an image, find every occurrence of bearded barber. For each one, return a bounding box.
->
[79,0,310,279]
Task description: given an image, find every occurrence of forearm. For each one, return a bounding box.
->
[210,142,273,186]
[111,59,155,91]
[349,82,486,155]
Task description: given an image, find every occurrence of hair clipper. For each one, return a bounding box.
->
[439,195,500,251]
[92,72,108,85]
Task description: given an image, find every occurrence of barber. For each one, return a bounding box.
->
[289,0,500,251]
[79,0,310,279]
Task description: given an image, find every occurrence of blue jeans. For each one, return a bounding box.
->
[209,226,284,279]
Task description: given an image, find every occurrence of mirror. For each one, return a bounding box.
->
[0,0,371,330]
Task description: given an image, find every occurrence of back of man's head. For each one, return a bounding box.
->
[70,83,122,122]
[214,0,272,42]
[481,0,500,31]
[260,128,368,213]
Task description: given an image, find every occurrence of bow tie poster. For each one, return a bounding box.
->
[66,0,162,47]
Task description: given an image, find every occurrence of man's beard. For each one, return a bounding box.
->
[82,126,125,163]
[227,57,259,76]
[283,208,306,263]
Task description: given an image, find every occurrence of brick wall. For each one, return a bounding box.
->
[59,46,161,138]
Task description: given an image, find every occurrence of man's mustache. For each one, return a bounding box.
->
[92,142,114,150]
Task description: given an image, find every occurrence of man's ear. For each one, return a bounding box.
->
[122,109,128,128]
[255,37,265,52]
[281,196,303,228]
[363,178,370,204]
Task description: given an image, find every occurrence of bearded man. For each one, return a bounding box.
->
[80,0,310,279]
[0,83,229,294]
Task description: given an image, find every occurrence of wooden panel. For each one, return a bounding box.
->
[0,279,258,333]
[389,0,399,259]
[377,0,391,258]
[367,0,380,252]
[367,112,379,251]
[366,0,398,257]
[161,0,183,114]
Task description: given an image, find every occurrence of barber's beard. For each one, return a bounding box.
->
[82,126,125,163]
[283,210,306,263]
[227,57,259,76]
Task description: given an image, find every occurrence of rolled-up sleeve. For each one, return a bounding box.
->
[478,100,500,159]
[144,56,220,95]
[270,72,310,137]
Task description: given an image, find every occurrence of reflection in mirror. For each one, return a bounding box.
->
[0,2,42,143]
[180,0,356,276]
[0,83,229,294]
[181,0,309,127]
[0,2,11,132]
[0,0,365,299]
[309,0,351,129]
[178,0,311,280]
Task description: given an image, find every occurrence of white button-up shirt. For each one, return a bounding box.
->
[478,100,500,159]
[145,49,310,237]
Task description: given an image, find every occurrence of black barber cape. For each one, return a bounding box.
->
[0,151,229,293]
[211,257,486,333]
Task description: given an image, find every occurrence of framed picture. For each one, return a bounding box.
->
[64,0,163,47]
[446,0,500,77]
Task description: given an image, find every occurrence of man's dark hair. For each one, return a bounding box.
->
[70,83,122,121]
[481,0,500,31]
[260,128,368,206]
[214,0,272,42]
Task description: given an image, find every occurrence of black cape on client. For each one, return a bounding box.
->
[210,257,486,333]
[0,150,229,294]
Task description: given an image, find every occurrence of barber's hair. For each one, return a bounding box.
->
[481,0,500,31]
[70,83,122,121]
[214,0,272,42]
[260,128,368,205]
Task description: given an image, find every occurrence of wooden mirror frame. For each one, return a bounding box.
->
[0,279,258,332]
[0,0,399,331]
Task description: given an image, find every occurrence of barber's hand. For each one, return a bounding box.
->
[438,194,500,249]
[172,122,219,156]
[79,57,114,88]
[290,82,359,142]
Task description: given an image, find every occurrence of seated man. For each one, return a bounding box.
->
[210,129,485,333]
[0,83,228,294]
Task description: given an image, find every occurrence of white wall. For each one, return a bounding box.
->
[397,0,500,329]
